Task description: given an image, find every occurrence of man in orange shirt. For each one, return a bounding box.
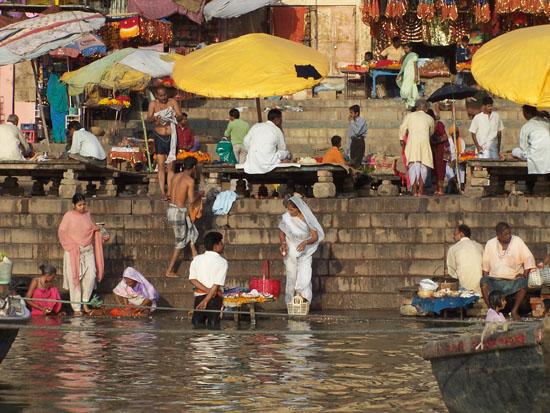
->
[322,136,346,164]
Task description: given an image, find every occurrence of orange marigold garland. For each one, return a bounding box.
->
[417,0,436,21]
[440,0,459,21]
[385,0,407,18]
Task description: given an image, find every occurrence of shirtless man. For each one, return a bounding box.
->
[146,86,184,201]
[165,157,204,278]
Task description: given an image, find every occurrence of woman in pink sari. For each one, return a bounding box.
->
[26,265,65,316]
[58,193,105,315]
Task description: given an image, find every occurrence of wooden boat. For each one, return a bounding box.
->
[422,318,550,413]
[0,296,30,364]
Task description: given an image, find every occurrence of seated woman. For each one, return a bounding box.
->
[26,265,65,316]
[112,267,159,315]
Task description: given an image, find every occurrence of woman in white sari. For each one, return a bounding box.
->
[279,195,325,304]
[396,43,419,110]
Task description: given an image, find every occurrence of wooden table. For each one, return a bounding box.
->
[201,163,352,198]
[464,158,548,197]
[371,68,400,98]
[341,68,369,98]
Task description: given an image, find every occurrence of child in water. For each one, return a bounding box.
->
[25,265,65,316]
[485,290,506,323]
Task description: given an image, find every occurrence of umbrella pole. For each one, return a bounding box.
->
[138,95,152,171]
[255,97,262,123]
[452,101,462,194]
[31,59,51,151]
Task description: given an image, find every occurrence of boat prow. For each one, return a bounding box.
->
[0,296,31,364]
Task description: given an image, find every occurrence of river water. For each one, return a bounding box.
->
[0,315,474,412]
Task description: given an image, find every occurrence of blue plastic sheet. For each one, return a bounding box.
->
[412,296,479,315]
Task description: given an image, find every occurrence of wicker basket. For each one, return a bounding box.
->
[287,295,310,315]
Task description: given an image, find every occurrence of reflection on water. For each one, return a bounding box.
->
[0,317,454,412]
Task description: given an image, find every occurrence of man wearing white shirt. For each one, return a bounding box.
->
[67,121,107,166]
[512,105,550,175]
[446,224,484,294]
[188,231,228,326]
[469,97,504,159]
[243,109,290,174]
[0,114,32,160]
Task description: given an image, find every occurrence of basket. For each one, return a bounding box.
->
[528,265,550,289]
[249,260,280,297]
[439,281,459,291]
[287,295,310,315]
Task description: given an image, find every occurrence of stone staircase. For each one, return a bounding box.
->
[2,196,549,312]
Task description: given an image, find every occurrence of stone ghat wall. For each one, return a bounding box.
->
[1,197,550,311]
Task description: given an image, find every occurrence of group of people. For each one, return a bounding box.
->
[446,221,547,321]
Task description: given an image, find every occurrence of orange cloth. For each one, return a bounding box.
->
[190,198,203,222]
[322,146,346,164]
[58,210,104,289]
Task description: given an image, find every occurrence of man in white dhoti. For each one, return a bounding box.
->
[399,100,434,196]
[243,109,290,174]
[0,114,31,161]
[469,96,504,159]
[279,195,325,308]
[512,105,550,178]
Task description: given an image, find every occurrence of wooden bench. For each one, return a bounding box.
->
[0,159,151,198]
[465,158,550,197]
[200,163,353,198]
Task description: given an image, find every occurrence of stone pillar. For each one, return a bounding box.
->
[148,174,160,197]
[205,171,222,193]
[377,179,399,196]
[313,170,336,198]
[464,166,487,198]
[58,169,83,198]
[96,178,117,197]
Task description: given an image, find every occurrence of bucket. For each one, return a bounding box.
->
[249,260,280,297]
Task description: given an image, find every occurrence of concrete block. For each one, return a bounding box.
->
[471,177,489,186]
[318,90,337,100]
[131,199,165,215]
[317,170,332,177]
[331,213,370,228]
[0,199,26,214]
[376,183,399,196]
[473,170,489,178]
[313,182,336,198]
[317,176,334,183]
[464,186,486,198]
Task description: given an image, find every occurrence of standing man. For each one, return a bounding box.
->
[146,86,184,201]
[469,96,504,159]
[224,108,250,164]
[188,231,228,326]
[380,36,405,98]
[447,224,484,294]
[481,222,536,321]
[66,121,107,166]
[456,36,472,63]
[344,104,368,168]
[165,157,203,278]
[511,105,550,177]
[243,109,290,174]
[0,114,31,160]
[399,100,434,196]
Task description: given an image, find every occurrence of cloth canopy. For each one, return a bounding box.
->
[172,33,329,98]
[204,0,277,21]
[61,48,183,95]
[50,34,106,58]
[472,25,550,107]
[127,0,206,24]
[0,11,105,65]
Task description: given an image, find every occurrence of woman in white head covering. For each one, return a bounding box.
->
[279,195,325,304]
[113,267,159,314]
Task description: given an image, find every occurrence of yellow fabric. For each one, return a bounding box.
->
[172,33,329,98]
[472,25,550,107]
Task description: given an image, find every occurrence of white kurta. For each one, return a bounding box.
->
[243,121,289,174]
[0,122,29,160]
[469,112,504,158]
[68,128,106,160]
[511,117,550,174]
[446,237,484,294]
[399,111,434,168]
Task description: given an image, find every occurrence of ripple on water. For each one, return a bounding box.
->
[0,317,452,412]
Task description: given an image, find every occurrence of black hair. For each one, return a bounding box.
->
[404,42,414,49]
[331,135,342,147]
[183,156,198,171]
[182,112,188,118]
[482,96,494,105]
[426,109,436,120]
[67,121,82,131]
[489,290,505,310]
[392,36,401,43]
[229,108,240,119]
[365,51,373,58]
[495,222,510,235]
[349,104,360,114]
[258,184,268,197]
[268,109,282,122]
[522,105,538,117]
[540,110,550,119]
[457,224,471,238]
[461,36,469,43]
[39,264,56,275]
[204,231,223,251]
[72,193,86,205]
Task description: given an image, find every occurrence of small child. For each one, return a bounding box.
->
[485,290,507,323]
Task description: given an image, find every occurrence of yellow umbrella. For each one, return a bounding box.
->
[472,25,550,107]
[172,33,329,99]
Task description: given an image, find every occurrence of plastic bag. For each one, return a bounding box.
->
[0,254,13,285]
[216,139,237,164]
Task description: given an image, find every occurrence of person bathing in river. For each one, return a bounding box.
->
[112,267,158,315]
[26,265,65,316]
[146,85,184,201]
[279,195,325,306]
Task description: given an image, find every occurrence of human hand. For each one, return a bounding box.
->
[197,297,209,310]
[296,241,307,252]
[475,144,483,153]
[43,307,51,315]
[544,254,550,266]
[280,243,288,256]
[94,225,102,231]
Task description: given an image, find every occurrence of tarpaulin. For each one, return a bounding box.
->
[204,0,277,21]
[128,0,206,24]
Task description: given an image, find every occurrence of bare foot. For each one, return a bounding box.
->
[166,272,180,278]
[161,194,170,201]
[83,305,91,314]
[511,311,522,322]
[73,311,83,316]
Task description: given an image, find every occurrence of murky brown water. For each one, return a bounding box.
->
[0,316,472,412]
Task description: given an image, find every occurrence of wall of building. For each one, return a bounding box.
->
[0,62,36,125]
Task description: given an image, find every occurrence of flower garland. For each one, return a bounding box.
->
[362,0,380,23]
[98,95,131,108]
[385,0,407,19]
[440,0,459,21]
[475,0,491,23]
[417,0,436,22]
